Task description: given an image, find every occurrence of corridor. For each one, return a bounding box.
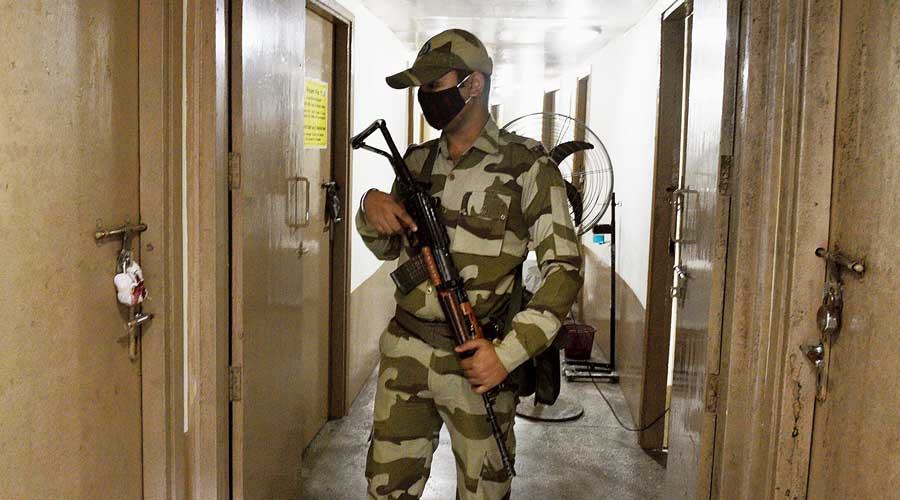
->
[302,364,665,499]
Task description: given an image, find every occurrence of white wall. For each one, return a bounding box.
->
[578,0,673,307]
[337,0,412,290]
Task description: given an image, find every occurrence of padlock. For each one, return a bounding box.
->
[114,260,147,306]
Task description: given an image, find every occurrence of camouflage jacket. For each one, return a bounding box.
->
[355,118,583,373]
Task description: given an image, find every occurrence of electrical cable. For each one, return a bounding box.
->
[590,376,670,432]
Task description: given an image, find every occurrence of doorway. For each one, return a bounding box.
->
[642,0,692,450]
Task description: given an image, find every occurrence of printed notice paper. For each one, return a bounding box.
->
[304,78,328,148]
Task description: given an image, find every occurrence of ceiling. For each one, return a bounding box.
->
[358,0,658,102]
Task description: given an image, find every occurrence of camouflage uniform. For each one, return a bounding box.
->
[357,29,583,500]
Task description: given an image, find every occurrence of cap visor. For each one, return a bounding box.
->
[385,65,452,89]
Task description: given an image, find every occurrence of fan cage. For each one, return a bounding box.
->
[502,112,614,235]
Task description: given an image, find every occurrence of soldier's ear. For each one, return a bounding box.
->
[468,72,485,98]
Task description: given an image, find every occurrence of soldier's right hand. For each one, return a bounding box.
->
[363,190,418,235]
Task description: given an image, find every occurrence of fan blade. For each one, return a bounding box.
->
[565,180,584,227]
[548,140,594,166]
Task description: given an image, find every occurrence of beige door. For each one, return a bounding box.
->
[664,0,735,498]
[806,1,900,497]
[299,6,334,448]
[0,1,143,498]
[230,1,335,498]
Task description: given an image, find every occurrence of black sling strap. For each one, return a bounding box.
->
[420,139,440,183]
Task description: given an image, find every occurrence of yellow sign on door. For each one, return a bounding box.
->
[304,78,328,148]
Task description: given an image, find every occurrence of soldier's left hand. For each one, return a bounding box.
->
[456,339,509,394]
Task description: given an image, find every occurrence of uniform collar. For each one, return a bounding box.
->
[438,117,501,160]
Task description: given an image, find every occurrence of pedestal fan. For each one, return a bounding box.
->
[502,113,619,422]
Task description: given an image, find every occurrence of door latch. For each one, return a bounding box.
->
[322,181,343,239]
[125,311,153,361]
[814,247,865,343]
[96,222,151,361]
[800,342,827,401]
[803,248,866,401]
[672,265,690,305]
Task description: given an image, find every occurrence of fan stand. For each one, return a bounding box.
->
[564,192,620,383]
[516,394,585,422]
[515,194,620,422]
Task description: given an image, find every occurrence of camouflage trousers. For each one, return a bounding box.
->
[366,319,517,500]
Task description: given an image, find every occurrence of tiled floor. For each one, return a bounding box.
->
[301,362,666,499]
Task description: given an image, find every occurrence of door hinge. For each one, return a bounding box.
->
[229,365,242,401]
[718,155,733,195]
[228,152,242,190]
[705,373,719,413]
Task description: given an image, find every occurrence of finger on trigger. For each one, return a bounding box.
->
[398,210,417,232]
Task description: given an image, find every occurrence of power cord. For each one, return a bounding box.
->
[562,312,670,433]
[590,376,670,432]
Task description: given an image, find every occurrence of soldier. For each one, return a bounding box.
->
[357,28,583,499]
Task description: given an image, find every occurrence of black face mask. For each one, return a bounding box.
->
[418,74,472,130]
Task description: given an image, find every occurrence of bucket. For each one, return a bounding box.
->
[563,324,596,360]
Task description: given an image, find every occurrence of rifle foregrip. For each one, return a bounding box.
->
[421,247,443,286]
[460,302,484,340]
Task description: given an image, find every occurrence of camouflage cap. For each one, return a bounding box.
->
[386,29,493,89]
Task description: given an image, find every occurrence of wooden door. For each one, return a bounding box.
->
[0,1,143,498]
[806,1,900,497]
[230,0,309,497]
[642,2,690,450]
[299,6,334,449]
[664,0,737,498]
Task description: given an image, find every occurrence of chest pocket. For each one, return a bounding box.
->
[451,191,511,257]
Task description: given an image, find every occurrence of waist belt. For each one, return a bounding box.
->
[394,306,503,351]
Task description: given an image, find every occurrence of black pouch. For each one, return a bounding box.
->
[501,273,563,406]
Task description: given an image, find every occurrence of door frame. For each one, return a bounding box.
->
[139,0,189,498]
[183,0,232,498]
[708,0,840,498]
[181,0,355,497]
[305,0,355,420]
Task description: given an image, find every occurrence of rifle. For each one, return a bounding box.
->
[351,119,516,478]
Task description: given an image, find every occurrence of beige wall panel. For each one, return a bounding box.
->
[347,262,397,404]
[0,1,142,498]
[581,250,646,421]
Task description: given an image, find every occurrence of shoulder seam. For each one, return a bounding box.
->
[406,139,439,154]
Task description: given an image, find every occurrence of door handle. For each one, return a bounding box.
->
[670,186,698,244]
[297,242,310,259]
[287,176,310,228]
[322,181,343,227]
